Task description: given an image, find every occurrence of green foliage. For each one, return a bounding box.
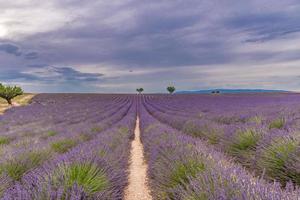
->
[215,116,246,125]
[145,124,159,133]
[170,159,205,187]
[51,162,109,195]
[258,137,298,184]
[51,139,77,153]
[167,86,176,94]
[228,129,260,155]
[118,126,129,134]
[0,136,12,145]
[0,83,23,105]
[227,129,260,166]
[183,193,208,200]
[207,131,220,145]
[136,88,144,94]
[91,127,102,133]
[182,120,220,144]
[41,131,58,140]
[0,150,50,181]
[269,117,285,129]
[160,159,205,199]
[99,150,106,157]
[182,121,206,138]
[47,130,58,137]
[168,160,205,188]
[248,115,263,124]
[79,133,93,142]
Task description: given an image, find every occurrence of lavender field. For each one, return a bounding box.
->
[0,93,300,199]
[0,94,135,199]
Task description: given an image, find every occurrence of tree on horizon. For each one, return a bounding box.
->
[167,86,176,94]
[136,88,144,94]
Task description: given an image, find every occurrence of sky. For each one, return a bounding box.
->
[0,0,300,93]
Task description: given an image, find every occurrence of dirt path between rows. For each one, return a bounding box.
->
[125,117,152,200]
[0,94,35,115]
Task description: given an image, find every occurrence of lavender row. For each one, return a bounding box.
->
[0,94,129,137]
[0,94,134,198]
[0,98,129,147]
[0,96,131,164]
[139,99,300,200]
[2,99,136,199]
[144,94,300,126]
[143,94,300,187]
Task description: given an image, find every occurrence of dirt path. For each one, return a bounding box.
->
[0,94,35,114]
[125,117,152,200]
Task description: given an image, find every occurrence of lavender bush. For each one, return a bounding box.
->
[139,98,300,199]
[0,94,136,199]
[1,93,300,199]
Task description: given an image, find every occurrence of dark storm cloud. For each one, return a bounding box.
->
[0,43,22,56]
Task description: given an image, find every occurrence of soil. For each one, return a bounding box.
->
[124,117,152,200]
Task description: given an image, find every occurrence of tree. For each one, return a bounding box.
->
[211,90,220,94]
[0,83,23,105]
[136,88,144,94]
[167,86,176,94]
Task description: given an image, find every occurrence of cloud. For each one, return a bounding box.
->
[0,43,39,60]
[0,66,104,84]
[27,64,47,68]
[227,13,300,43]
[15,0,299,69]
[1,0,300,92]
[24,52,38,59]
[0,43,22,56]
[51,67,104,82]
[0,71,30,81]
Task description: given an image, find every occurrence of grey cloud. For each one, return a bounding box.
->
[0,43,22,56]
[24,52,38,59]
[0,70,39,82]
[19,0,300,69]
[1,0,300,92]
[225,9,300,43]
[50,67,104,82]
[0,43,39,60]
[20,3,230,68]
[27,64,48,68]
[0,66,104,83]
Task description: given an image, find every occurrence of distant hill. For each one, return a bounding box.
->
[176,89,289,94]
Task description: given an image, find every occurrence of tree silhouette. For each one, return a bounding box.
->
[167,86,176,94]
[136,88,144,94]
